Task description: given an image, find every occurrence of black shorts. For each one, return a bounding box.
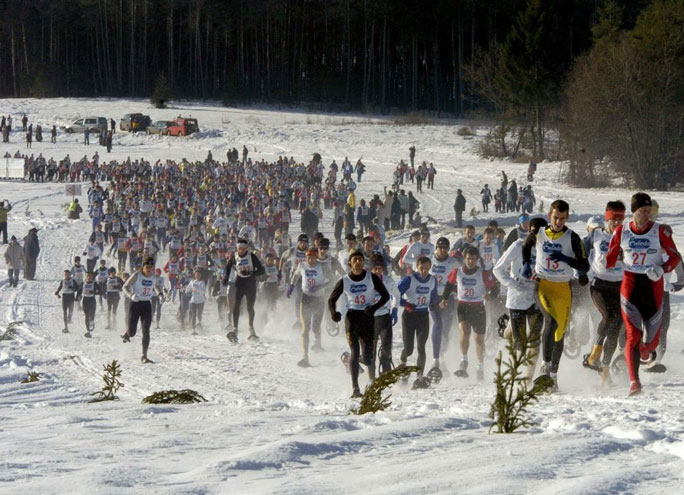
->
[456,302,486,334]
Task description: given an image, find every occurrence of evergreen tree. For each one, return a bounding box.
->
[151,73,169,109]
[498,0,574,158]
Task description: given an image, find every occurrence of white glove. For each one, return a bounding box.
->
[666,282,675,292]
[646,265,664,281]
[131,294,140,302]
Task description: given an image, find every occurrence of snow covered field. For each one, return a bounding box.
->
[1,98,683,494]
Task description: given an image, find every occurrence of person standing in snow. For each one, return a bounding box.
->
[480,184,492,213]
[453,189,466,228]
[0,199,12,244]
[23,227,40,281]
[4,236,23,287]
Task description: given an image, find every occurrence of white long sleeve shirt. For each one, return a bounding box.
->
[492,239,536,310]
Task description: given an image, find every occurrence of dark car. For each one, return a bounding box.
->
[146,120,174,136]
[120,113,152,132]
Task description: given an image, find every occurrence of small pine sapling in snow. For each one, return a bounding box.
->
[489,332,541,433]
[1,321,24,341]
[90,360,124,402]
[351,366,420,415]
[21,371,42,383]
[142,389,207,404]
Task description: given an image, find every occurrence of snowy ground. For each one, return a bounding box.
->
[0,98,683,494]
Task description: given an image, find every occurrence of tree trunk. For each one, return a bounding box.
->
[11,26,18,96]
[129,0,136,95]
[411,34,418,109]
[458,14,464,115]
[167,5,174,89]
[344,0,351,106]
[142,0,148,93]
[536,102,544,159]
[381,15,387,113]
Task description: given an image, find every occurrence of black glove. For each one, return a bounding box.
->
[363,307,375,317]
[578,273,589,286]
[521,262,532,279]
[332,311,342,322]
[549,251,573,265]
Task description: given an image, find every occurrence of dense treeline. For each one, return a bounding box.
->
[2,0,680,189]
[0,0,642,112]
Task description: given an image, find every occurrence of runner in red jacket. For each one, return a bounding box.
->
[606,192,681,396]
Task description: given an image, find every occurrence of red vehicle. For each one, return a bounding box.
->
[168,118,199,136]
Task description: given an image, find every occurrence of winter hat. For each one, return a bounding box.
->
[586,216,603,230]
[297,233,309,243]
[348,250,365,262]
[10,235,16,241]
[518,214,530,224]
[630,192,652,213]
[529,217,548,234]
[436,237,450,248]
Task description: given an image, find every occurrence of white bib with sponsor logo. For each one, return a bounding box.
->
[620,223,661,274]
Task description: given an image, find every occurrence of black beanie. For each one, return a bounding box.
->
[631,192,652,213]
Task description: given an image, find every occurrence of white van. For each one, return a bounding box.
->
[65,117,108,134]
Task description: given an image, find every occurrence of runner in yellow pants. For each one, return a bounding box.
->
[521,200,589,391]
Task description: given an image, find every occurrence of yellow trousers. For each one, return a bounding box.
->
[537,279,572,342]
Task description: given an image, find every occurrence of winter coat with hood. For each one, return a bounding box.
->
[4,240,23,268]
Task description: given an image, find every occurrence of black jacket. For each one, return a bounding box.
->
[23,232,40,258]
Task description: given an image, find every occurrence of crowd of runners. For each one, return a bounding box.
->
[5,145,683,399]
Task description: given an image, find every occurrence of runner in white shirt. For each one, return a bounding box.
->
[122,257,163,363]
[186,269,207,334]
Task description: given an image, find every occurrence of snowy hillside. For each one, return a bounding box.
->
[0,98,683,494]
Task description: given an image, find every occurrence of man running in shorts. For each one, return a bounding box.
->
[583,201,626,383]
[442,246,498,380]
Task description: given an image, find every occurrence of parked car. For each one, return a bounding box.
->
[146,120,174,136]
[168,117,199,136]
[120,113,152,132]
[65,117,108,134]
